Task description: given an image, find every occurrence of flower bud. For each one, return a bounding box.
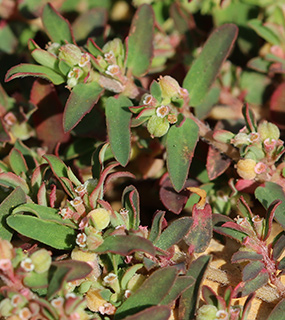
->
[236,159,257,180]
[231,132,249,147]
[196,305,218,320]
[30,249,51,274]
[88,208,110,230]
[158,75,183,100]
[58,44,82,67]
[147,115,170,138]
[257,121,280,141]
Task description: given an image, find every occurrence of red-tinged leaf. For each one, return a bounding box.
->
[170,2,194,35]
[154,217,192,251]
[37,182,47,206]
[121,306,171,320]
[5,64,65,85]
[270,82,285,130]
[183,24,238,106]
[47,260,92,299]
[126,4,154,77]
[179,255,211,320]
[0,187,26,240]
[122,185,140,230]
[63,82,104,132]
[104,171,135,192]
[159,176,197,214]
[148,211,166,243]
[242,261,264,282]
[233,269,269,298]
[202,286,226,310]
[0,118,10,142]
[115,267,178,320]
[43,154,75,198]
[106,96,132,167]
[166,118,199,192]
[242,103,257,132]
[237,196,254,220]
[9,148,28,175]
[235,179,260,193]
[160,276,195,306]
[89,161,119,208]
[30,164,49,195]
[42,3,74,44]
[263,200,281,241]
[30,80,70,152]
[214,224,248,243]
[0,172,29,194]
[206,145,231,180]
[272,232,285,261]
[184,203,212,253]
[240,293,255,320]
[222,221,249,234]
[91,143,110,180]
[255,182,285,229]
[266,298,285,320]
[231,251,263,263]
[94,235,156,257]
[247,57,271,73]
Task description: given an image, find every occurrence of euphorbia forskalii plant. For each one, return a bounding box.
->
[0,1,285,319]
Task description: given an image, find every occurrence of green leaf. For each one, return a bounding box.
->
[126,4,154,77]
[12,203,76,228]
[266,299,285,320]
[43,154,75,198]
[5,64,65,85]
[166,118,199,192]
[122,185,140,229]
[0,22,17,54]
[7,214,77,250]
[160,276,195,306]
[154,217,192,251]
[31,49,59,70]
[148,211,165,243]
[183,24,238,106]
[179,255,211,320]
[95,235,156,257]
[115,267,178,320]
[121,306,171,320]
[0,172,29,194]
[248,19,281,46]
[242,261,264,281]
[106,96,132,167]
[47,260,92,299]
[255,182,285,229]
[121,264,144,290]
[9,148,28,175]
[42,3,73,44]
[63,82,103,132]
[0,188,26,240]
[235,270,268,297]
[194,87,220,120]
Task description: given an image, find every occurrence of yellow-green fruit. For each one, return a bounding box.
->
[58,44,82,67]
[0,298,12,317]
[257,121,280,141]
[147,115,170,138]
[196,305,218,320]
[88,208,110,230]
[159,75,181,100]
[236,159,257,180]
[30,249,51,274]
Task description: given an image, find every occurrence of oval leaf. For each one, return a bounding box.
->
[95,235,156,257]
[166,118,199,192]
[115,267,178,320]
[42,3,73,44]
[183,24,238,106]
[7,214,77,250]
[106,96,132,166]
[126,4,154,77]
[63,82,103,132]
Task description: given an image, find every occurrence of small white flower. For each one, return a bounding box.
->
[76,233,87,248]
[21,258,34,272]
[105,64,120,77]
[156,105,169,118]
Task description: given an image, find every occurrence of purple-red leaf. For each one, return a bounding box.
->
[206,145,231,180]
[31,80,70,152]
